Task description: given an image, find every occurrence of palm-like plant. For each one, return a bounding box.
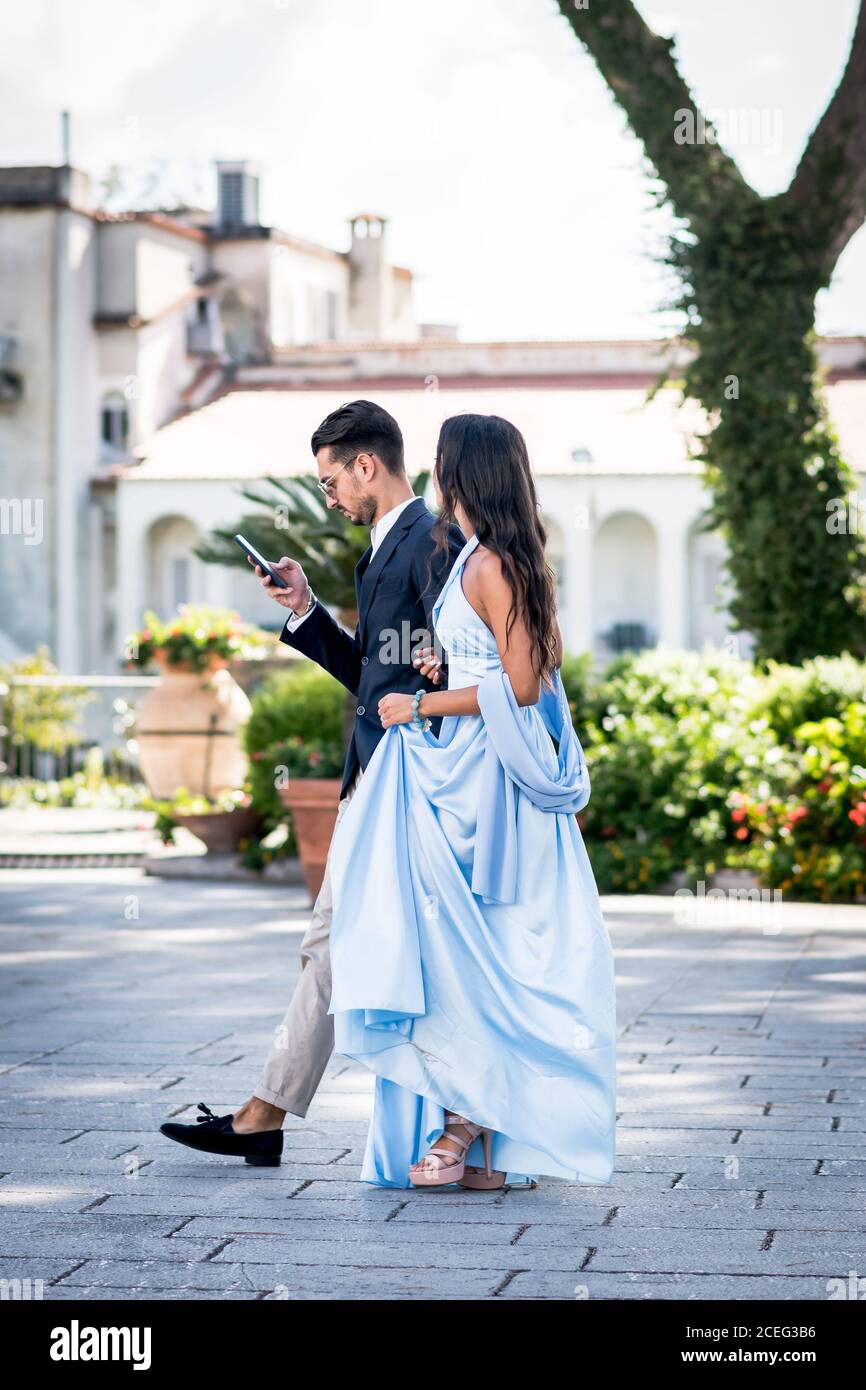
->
[197,470,432,750]
[197,471,431,624]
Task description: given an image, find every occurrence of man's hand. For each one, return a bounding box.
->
[412,645,442,685]
[246,554,312,614]
[378,693,418,728]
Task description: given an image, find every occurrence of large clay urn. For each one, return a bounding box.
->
[278,779,342,900]
[135,657,252,799]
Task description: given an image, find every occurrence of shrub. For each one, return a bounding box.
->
[244,663,345,830]
[730,704,866,901]
[579,650,778,894]
[744,655,866,745]
[0,647,93,754]
[558,651,595,733]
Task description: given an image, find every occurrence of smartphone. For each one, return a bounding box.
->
[233,533,289,589]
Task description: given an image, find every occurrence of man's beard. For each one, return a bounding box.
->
[342,494,377,526]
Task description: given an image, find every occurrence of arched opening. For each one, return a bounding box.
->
[593,512,658,660]
[146,515,205,619]
[101,390,129,457]
[218,288,257,362]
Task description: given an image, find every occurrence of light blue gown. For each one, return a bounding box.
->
[327,533,617,1187]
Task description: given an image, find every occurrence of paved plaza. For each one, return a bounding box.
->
[1,868,864,1300]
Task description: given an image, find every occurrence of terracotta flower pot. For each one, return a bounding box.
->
[278,779,342,900]
[173,805,262,855]
[135,661,252,800]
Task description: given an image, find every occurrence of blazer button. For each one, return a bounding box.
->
[361,656,369,665]
[356,705,365,716]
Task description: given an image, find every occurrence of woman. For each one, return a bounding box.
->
[326,413,616,1189]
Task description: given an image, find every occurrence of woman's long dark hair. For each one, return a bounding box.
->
[429,413,559,684]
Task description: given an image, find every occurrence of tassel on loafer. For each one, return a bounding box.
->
[160,1102,283,1166]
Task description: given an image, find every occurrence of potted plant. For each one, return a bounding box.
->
[254,734,345,899]
[123,605,271,800]
[145,785,262,855]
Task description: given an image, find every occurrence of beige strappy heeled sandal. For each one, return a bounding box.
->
[408,1110,505,1188]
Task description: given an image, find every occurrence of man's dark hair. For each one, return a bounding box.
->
[310,399,405,475]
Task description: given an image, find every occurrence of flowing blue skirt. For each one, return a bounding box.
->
[327,700,617,1188]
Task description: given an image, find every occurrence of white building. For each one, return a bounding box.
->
[1,159,865,674]
[0,159,423,670]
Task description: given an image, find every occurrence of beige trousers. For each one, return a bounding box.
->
[252,769,360,1118]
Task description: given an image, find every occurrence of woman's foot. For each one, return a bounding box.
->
[408,1110,502,1188]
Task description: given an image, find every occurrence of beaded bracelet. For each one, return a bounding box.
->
[411,688,432,732]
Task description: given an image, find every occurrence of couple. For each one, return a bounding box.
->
[161,398,616,1190]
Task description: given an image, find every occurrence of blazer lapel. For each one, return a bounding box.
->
[359,497,428,643]
[354,545,372,613]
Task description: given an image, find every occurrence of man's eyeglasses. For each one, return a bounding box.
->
[316,455,358,496]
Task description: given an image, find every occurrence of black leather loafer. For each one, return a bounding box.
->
[160,1102,283,1166]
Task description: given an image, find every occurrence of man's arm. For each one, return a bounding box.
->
[249,552,362,696]
[280,603,362,696]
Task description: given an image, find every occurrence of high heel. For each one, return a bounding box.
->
[459,1128,507,1190]
[408,1111,504,1188]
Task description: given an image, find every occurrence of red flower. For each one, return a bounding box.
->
[849,808,866,827]
[731,807,747,823]
[735,827,750,841]
[817,778,832,794]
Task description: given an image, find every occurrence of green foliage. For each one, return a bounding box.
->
[574,649,866,899]
[730,704,866,901]
[123,605,271,672]
[0,769,145,810]
[253,735,346,781]
[243,663,345,827]
[0,647,94,753]
[555,0,866,662]
[558,651,595,733]
[743,654,866,744]
[140,786,252,845]
[197,471,432,613]
[668,211,866,663]
[579,650,777,893]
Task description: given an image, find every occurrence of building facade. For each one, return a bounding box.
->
[1,160,864,675]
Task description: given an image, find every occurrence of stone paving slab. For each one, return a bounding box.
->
[1,871,864,1301]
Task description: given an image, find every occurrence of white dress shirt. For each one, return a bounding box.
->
[284,494,417,633]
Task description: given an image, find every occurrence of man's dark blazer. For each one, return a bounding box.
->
[280,496,466,797]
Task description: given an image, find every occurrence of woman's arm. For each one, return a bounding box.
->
[378,546,544,726]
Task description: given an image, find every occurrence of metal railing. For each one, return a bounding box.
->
[0,674,159,783]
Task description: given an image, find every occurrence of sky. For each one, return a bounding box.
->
[1,0,863,341]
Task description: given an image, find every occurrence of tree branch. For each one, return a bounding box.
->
[782,0,866,277]
[553,0,755,223]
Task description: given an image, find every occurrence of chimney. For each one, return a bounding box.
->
[216,160,262,230]
[347,213,389,340]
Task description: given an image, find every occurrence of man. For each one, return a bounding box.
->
[160,399,465,1165]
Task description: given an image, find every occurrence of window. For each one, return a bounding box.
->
[101,392,129,452]
[325,289,338,340]
[219,172,244,225]
[172,557,190,607]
